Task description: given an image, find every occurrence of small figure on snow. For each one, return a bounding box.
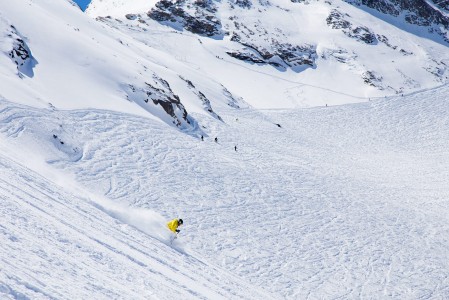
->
[215,137,218,143]
[234,145,237,151]
[201,135,204,141]
[167,218,183,234]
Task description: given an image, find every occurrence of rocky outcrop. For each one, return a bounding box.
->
[148,0,223,38]
[345,0,449,41]
[226,41,316,71]
[180,76,223,121]
[221,85,245,108]
[327,10,377,44]
[362,70,384,89]
[432,0,449,11]
[225,14,317,71]
[4,24,37,77]
[126,75,195,129]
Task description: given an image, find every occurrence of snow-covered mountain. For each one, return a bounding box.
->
[85,0,449,109]
[1,0,449,299]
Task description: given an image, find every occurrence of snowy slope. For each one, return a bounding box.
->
[1,81,449,298]
[1,0,449,299]
[0,0,246,133]
[86,0,157,18]
[0,127,273,299]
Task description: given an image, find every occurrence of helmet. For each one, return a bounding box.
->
[178,218,183,225]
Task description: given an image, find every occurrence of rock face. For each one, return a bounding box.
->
[126,75,195,130]
[148,0,223,38]
[180,76,223,121]
[3,23,37,78]
[228,33,317,71]
[345,0,449,41]
[327,9,377,44]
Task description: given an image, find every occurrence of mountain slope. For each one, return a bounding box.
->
[86,0,449,107]
[1,0,449,299]
[1,81,449,298]
[0,0,245,133]
[0,128,273,299]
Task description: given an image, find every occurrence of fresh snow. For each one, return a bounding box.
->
[86,0,157,18]
[1,0,449,299]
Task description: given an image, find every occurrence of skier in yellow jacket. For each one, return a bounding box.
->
[167,218,183,234]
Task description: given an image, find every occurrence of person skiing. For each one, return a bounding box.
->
[167,218,183,244]
[167,218,183,234]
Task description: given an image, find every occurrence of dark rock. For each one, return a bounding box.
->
[7,25,37,77]
[126,75,193,128]
[234,0,252,8]
[180,76,223,121]
[345,0,449,41]
[125,14,138,20]
[326,10,351,29]
[350,26,377,44]
[362,71,383,88]
[227,40,316,71]
[327,10,377,44]
[222,85,244,108]
[148,0,223,37]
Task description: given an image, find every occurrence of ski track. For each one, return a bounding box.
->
[0,118,273,299]
[1,85,449,298]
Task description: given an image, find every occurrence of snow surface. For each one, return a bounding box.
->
[1,79,449,299]
[1,0,449,299]
[86,0,157,18]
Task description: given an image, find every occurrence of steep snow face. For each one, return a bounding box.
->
[86,0,158,17]
[85,0,449,106]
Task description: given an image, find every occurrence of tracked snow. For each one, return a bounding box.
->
[1,79,449,299]
[1,0,449,299]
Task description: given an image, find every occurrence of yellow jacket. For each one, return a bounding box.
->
[167,218,180,233]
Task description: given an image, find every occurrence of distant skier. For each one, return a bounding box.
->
[215,137,218,143]
[201,135,204,141]
[234,145,237,151]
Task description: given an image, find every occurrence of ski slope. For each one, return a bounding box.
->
[0,101,274,299]
[1,0,449,298]
[1,83,449,298]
